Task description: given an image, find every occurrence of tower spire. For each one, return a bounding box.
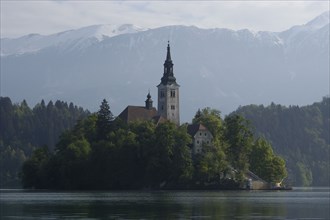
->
[166,41,172,61]
[160,42,177,85]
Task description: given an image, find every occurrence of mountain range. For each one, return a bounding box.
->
[1,11,329,122]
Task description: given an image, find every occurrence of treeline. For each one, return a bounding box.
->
[0,97,89,188]
[234,96,330,186]
[21,100,286,190]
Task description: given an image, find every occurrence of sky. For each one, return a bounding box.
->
[1,1,329,38]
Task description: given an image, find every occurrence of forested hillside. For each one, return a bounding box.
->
[21,101,286,190]
[2,96,328,188]
[0,97,89,187]
[234,97,329,186]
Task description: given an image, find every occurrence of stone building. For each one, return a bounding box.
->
[187,124,213,154]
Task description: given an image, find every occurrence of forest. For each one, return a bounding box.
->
[1,96,328,188]
[234,96,329,186]
[20,100,286,190]
[0,97,89,187]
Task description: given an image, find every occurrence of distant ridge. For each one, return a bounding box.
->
[1,24,147,56]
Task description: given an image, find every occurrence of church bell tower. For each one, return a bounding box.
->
[157,42,180,126]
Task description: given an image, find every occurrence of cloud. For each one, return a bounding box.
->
[1,1,329,38]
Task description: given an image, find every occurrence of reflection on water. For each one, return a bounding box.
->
[0,188,329,219]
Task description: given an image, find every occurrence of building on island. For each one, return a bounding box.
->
[117,92,166,125]
[187,124,213,154]
[118,42,180,126]
[118,42,210,154]
[117,41,271,188]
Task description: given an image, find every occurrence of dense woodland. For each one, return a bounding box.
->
[1,96,328,188]
[234,97,330,186]
[20,100,286,190]
[0,97,89,187]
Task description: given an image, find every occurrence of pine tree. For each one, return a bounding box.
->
[96,99,114,140]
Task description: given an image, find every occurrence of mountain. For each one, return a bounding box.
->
[0,24,147,56]
[1,12,329,122]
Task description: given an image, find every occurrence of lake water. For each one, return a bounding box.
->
[0,188,329,219]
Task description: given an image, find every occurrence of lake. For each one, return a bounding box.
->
[0,187,329,219]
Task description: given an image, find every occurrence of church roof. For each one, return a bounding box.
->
[117,106,158,123]
[187,124,209,136]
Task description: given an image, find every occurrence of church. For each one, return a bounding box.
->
[118,42,213,153]
[118,42,180,126]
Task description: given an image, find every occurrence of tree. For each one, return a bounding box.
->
[270,155,287,183]
[224,114,254,182]
[96,99,113,140]
[146,122,193,187]
[0,97,89,188]
[194,143,228,185]
[249,138,287,183]
[55,138,92,189]
[21,147,50,189]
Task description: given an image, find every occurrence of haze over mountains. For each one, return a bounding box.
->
[1,11,329,122]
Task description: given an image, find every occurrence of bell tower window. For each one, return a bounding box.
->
[170,90,176,97]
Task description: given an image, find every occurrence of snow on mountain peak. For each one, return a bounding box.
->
[51,24,147,42]
[0,24,147,56]
[58,24,147,41]
[306,11,329,29]
[1,11,328,57]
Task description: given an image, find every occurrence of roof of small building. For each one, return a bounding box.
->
[187,124,209,136]
[118,105,158,123]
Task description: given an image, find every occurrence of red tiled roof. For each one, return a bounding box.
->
[117,106,158,123]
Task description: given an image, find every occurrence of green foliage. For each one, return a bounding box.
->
[224,114,253,176]
[20,98,289,189]
[21,102,194,189]
[295,162,313,186]
[249,138,287,183]
[192,108,223,143]
[234,97,329,186]
[0,143,27,188]
[194,144,227,184]
[144,122,193,187]
[96,99,114,140]
[21,147,50,189]
[0,97,89,188]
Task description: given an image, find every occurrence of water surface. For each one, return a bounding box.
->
[1,187,329,219]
